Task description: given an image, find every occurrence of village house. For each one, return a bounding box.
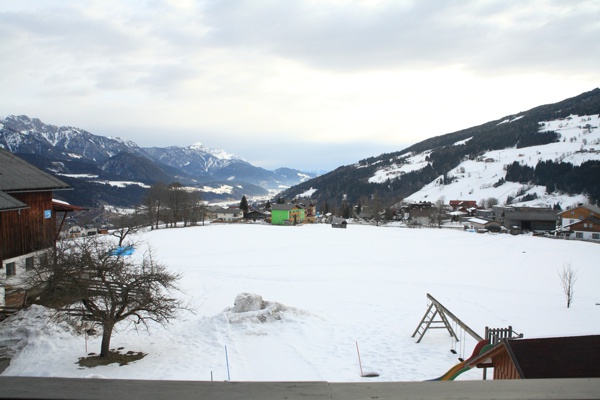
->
[465,217,502,232]
[0,149,72,307]
[297,201,317,223]
[211,207,244,222]
[270,204,305,225]
[449,200,478,213]
[557,204,600,240]
[403,202,434,226]
[244,210,267,222]
[558,204,600,228]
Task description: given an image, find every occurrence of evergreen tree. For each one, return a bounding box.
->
[240,195,249,214]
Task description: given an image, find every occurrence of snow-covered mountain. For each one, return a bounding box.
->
[0,115,144,162]
[402,114,600,207]
[281,88,600,210]
[0,115,317,206]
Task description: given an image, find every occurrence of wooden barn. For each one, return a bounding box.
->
[331,217,347,229]
[0,149,71,307]
[467,335,600,380]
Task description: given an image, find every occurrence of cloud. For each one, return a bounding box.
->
[0,0,598,172]
[201,0,600,76]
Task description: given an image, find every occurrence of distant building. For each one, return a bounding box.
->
[492,205,557,232]
[466,217,501,232]
[557,204,600,241]
[271,204,305,225]
[212,207,244,222]
[331,217,347,229]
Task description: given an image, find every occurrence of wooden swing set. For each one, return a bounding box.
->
[412,293,522,360]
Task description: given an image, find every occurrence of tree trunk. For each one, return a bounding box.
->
[100,322,114,357]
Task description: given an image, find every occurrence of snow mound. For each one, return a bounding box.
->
[224,293,307,324]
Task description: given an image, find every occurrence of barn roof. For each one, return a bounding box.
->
[468,335,600,379]
[0,190,28,212]
[0,148,70,193]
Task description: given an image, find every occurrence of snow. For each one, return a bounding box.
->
[453,137,472,146]
[1,224,599,382]
[190,142,245,162]
[91,180,151,189]
[467,217,489,225]
[57,173,99,179]
[201,184,234,194]
[297,187,318,198]
[368,151,432,184]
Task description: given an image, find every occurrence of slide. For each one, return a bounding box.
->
[431,339,492,381]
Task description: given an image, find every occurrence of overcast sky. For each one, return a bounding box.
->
[1,1,599,172]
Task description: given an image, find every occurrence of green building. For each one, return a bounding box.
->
[271,204,305,225]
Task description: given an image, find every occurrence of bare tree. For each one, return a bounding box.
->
[29,237,185,358]
[431,197,448,228]
[145,182,168,230]
[110,208,144,247]
[559,262,578,308]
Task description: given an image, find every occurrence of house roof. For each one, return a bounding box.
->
[52,199,86,212]
[559,204,600,216]
[468,335,600,379]
[0,190,28,212]
[468,217,490,225]
[0,148,70,193]
[215,208,242,215]
[271,204,301,211]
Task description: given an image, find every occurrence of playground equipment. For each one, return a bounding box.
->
[430,339,493,381]
[413,293,523,380]
[412,293,483,345]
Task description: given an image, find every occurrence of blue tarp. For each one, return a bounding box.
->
[110,246,135,256]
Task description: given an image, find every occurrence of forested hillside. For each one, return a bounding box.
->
[280,88,600,211]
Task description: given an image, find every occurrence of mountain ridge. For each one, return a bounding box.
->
[0,115,317,207]
[280,88,600,211]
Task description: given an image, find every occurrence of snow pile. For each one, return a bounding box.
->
[225,293,310,324]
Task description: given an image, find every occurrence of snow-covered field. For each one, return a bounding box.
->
[1,223,599,382]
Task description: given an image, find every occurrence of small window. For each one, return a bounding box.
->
[592,233,600,240]
[576,232,584,238]
[25,257,34,271]
[38,253,48,267]
[5,262,16,276]
[571,210,575,215]
[584,223,588,228]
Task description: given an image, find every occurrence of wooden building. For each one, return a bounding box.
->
[0,149,71,306]
[467,335,600,380]
[558,204,600,228]
[331,217,347,229]
[492,205,558,232]
[558,204,600,241]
